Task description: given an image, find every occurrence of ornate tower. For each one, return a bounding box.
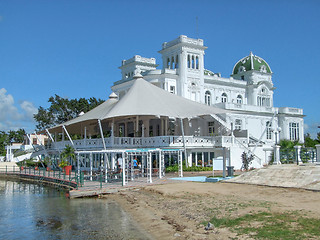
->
[232,52,274,107]
[158,35,207,103]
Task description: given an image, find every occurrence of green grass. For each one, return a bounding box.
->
[204,211,320,239]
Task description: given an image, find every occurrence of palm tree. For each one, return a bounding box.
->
[59,145,75,168]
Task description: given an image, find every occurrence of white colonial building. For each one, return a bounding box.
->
[42,35,304,176]
[112,35,304,146]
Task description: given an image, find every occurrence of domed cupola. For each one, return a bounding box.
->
[232,52,272,76]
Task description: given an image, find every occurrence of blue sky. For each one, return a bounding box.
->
[0,0,319,137]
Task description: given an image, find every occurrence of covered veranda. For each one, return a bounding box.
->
[42,75,233,183]
[74,148,183,186]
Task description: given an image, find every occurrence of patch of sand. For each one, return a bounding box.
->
[105,181,320,239]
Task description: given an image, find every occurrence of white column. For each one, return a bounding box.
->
[111,152,115,170]
[294,145,302,165]
[144,119,149,137]
[111,121,114,146]
[90,153,93,181]
[315,145,320,163]
[187,151,192,167]
[142,123,145,138]
[122,152,126,186]
[77,153,80,176]
[135,116,139,137]
[273,145,281,165]
[104,153,108,183]
[223,147,227,178]
[159,151,162,178]
[178,151,183,177]
[148,152,152,183]
[164,118,168,136]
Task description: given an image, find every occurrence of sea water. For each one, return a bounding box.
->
[0,180,152,240]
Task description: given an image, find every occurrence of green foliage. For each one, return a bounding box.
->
[165,164,212,173]
[59,145,75,167]
[0,129,26,156]
[18,158,39,167]
[205,211,320,239]
[34,94,104,131]
[58,159,69,168]
[279,139,299,150]
[304,133,319,148]
[241,151,254,171]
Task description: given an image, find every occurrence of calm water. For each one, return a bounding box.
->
[0,180,152,240]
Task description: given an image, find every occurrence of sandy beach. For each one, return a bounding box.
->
[105,179,320,239]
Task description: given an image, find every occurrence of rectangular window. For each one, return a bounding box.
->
[208,122,214,135]
[289,122,299,141]
[170,86,175,94]
[235,119,242,130]
[32,138,37,145]
[266,121,272,140]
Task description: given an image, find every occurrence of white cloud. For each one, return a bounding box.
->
[0,88,21,121]
[0,88,38,132]
[20,100,38,119]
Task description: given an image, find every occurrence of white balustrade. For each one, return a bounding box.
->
[51,135,249,151]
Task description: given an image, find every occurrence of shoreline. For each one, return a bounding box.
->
[104,181,320,240]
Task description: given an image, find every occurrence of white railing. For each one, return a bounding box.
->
[50,135,249,151]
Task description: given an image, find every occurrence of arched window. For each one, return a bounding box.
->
[205,91,211,106]
[175,55,179,68]
[221,93,227,103]
[236,95,243,104]
[260,65,267,73]
[192,56,195,69]
[266,121,272,140]
[196,56,199,69]
[238,66,246,73]
[187,55,191,68]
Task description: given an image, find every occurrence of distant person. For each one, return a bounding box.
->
[133,157,138,168]
[117,157,123,171]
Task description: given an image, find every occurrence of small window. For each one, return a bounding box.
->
[241,75,244,80]
[238,66,246,73]
[260,65,267,73]
[235,119,242,130]
[266,121,272,140]
[236,95,243,104]
[33,138,37,145]
[205,91,211,106]
[170,86,175,94]
[221,93,227,103]
[208,122,215,136]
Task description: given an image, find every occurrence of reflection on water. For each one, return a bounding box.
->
[0,180,152,240]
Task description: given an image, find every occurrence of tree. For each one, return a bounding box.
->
[59,145,75,167]
[304,133,317,148]
[241,151,254,171]
[34,95,104,131]
[0,129,26,156]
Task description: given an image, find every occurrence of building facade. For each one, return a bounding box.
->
[112,35,304,146]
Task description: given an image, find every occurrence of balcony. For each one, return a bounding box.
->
[50,135,249,151]
[215,102,275,114]
[278,107,303,115]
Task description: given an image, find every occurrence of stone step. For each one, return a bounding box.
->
[226,164,320,191]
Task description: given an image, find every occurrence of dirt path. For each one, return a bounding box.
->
[105,181,320,239]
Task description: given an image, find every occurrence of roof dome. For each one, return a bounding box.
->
[232,52,272,75]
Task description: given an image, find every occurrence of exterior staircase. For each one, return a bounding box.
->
[226,164,320,191]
